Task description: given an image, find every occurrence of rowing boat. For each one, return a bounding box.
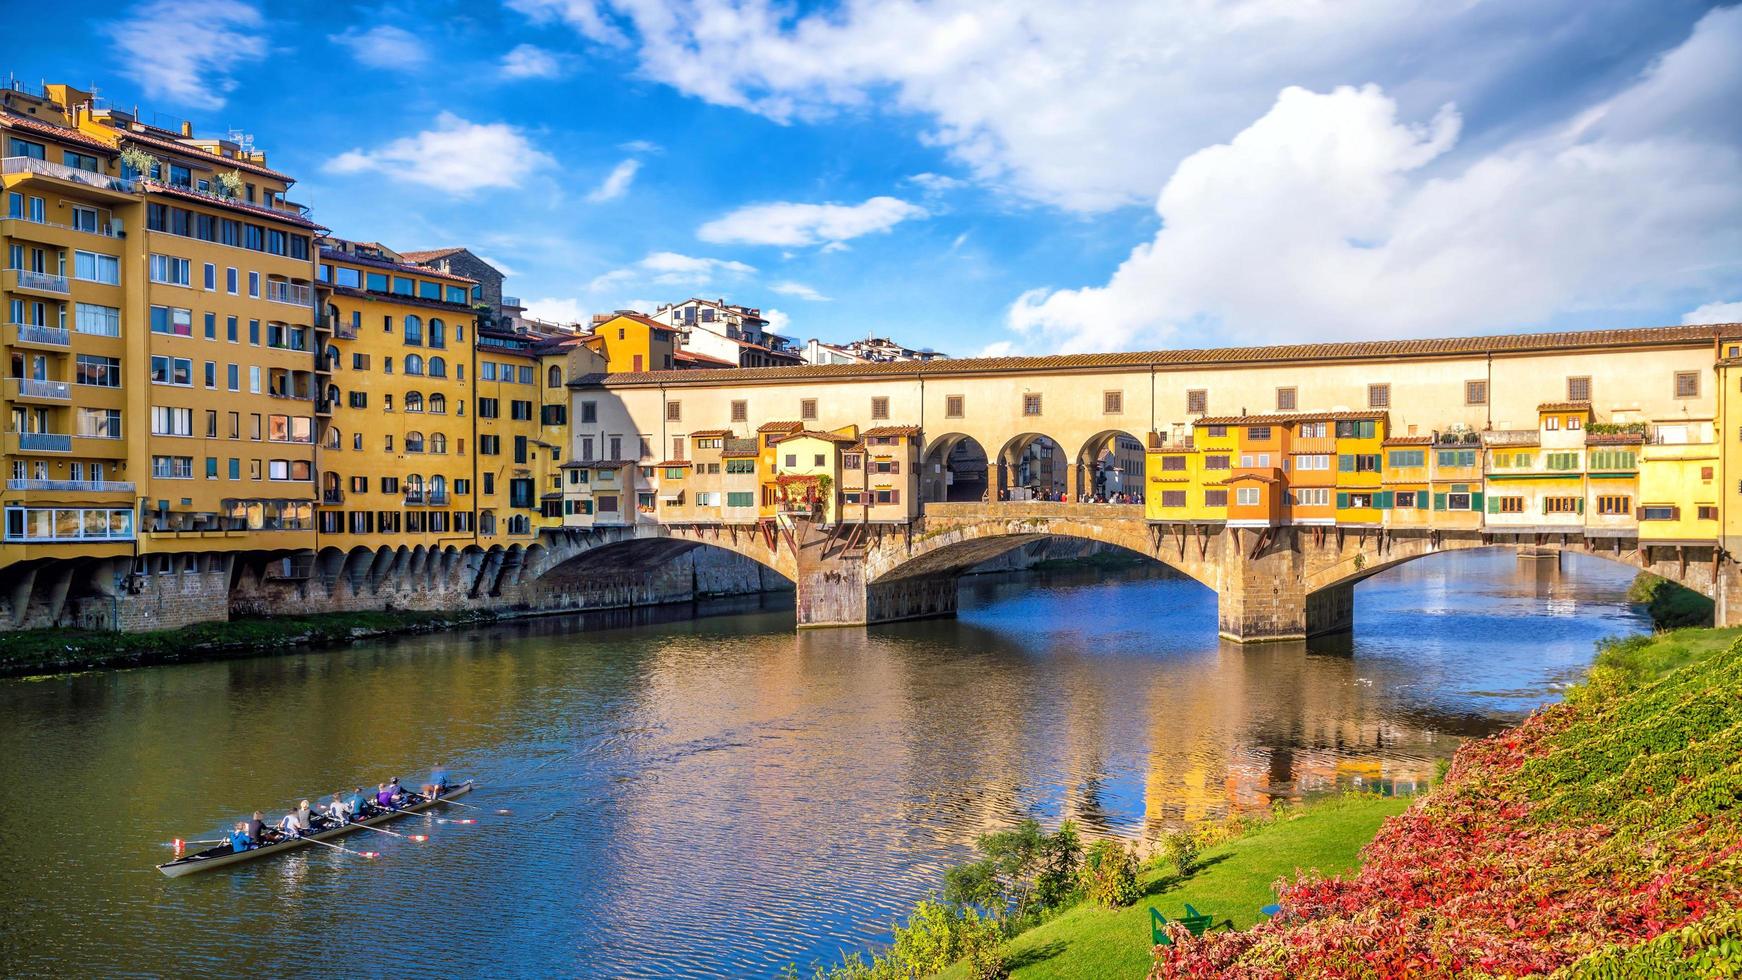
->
[155,781,474,878]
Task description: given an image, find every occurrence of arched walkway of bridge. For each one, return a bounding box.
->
[922,433,991,503]
[1075,429,1147,502]
[997,432,1069,500]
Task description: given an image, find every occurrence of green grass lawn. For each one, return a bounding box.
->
[935,793,1411,980]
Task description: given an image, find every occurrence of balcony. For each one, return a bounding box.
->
[315,400,333,416]
[322,488,345,504]
[12,432,72,453]
[6,378,71,401]
[404,490,425,505]
[266,281,313,307]
[7,478,134,494]
[6,269,70,296]
[427,490,450,506]
[333,321,358,340]
[7,323,70,348]
[1,156,138,197]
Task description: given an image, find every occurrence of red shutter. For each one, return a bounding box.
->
[890,489,900,504]
[890,460,900,474]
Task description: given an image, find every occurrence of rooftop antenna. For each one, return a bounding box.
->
[227,129,255,153]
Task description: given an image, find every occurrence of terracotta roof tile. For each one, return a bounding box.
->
[757,421,803,432]
[0,111,117,152]
[146,180,320,229]
[320,245,477,284]
[400,247,468,262]
[1537,401,1593,412]
[1383,436,1434,445]
[111,127,294,182]
[773,430,857,444]
[1196,411,1387,426]
[688,428,735,438]
[655,460,691,468]
[862,425,921,436]
[586,323,1742,386]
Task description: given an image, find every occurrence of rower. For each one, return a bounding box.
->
[277,800,314,837]
[422,764,448,800]
[375,782,395,809]
[345,786,366,820]
[327,793,348,824]
[388,777,406,805]
[230,822,254,853]
[245,811,265,843]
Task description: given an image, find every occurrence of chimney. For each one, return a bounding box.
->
[180,120,193,137]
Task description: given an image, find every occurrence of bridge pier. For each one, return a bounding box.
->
[1215,527,1356,642]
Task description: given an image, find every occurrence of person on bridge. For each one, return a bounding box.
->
[229,822,254,853]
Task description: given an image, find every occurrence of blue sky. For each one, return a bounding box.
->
[6,0,1740,355]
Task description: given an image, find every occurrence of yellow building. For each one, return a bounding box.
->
[840,425,922,522]
[1143,439,1201,521]
[474,323,561,542]
[1331,414,1386,525]
[583,312,677,373]
[1380,436,1432,529]
[2,97,139,569]
[1190,421,1238,522]
[313,238,478,552]
[771,428,857,522]
[1638,418,1719,543]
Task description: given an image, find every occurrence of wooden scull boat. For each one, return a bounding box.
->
[156,781,474,878]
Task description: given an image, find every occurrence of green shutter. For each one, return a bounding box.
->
[1577,496,1585,514]
[1542,496,1550,515]
[1378,490,1393,509]
[1433,492,1447,511]
[1339,455,1353,472]
[1487,494,1500,513]
[1471,491,1484,511]
[1336,492,1349,509]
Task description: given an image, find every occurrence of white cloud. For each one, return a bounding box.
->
[905,172,965,193]
[105,0,266,110]
[511,0,1700,213]
[762,308,792,335]
[501,43,565,79]
[1003,7,1742,352]
[585,159,641,203]
[618,139,663,154]
[1685,301,1742,325]
[330,24,429,69]
[327,113,554,192]
[588,251,755,291]
[524,297,591,324]
[698,196,927,247]
[477,254,519,278]
[769,281,830,302]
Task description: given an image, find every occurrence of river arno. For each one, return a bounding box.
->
[0,549,1646,978]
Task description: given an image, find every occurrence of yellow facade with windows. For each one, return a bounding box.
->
[314,239,478,553]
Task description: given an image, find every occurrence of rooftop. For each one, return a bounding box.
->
[577,322,1742,387]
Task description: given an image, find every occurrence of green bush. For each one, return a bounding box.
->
[1159,829,1200,876]
[1080,838,1142,908]
[1627,572,1714,630]
[943,819,1083,929]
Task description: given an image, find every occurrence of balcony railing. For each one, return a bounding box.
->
[404,490,425,505]
[7,269,69,294]
[333,322,358,340]
[1,156,137,194]
[14,432,72,452]
[322,488,344,504]
[8,323,70,347]
[7,378,71,400]
[7,479,134,493]
[266,281,313,307]
[4,213,124,238]
[427,490,450,506]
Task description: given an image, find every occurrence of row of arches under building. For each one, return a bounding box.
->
[923,430,1149,503]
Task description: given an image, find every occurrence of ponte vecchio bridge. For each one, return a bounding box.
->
[543,323,1742,640]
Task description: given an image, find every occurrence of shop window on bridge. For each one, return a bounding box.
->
[1597,495,1632,515]
[874,489,900,504]
[1204,454,1230,470]
[1490,496,1526,514]
[1160,455,1187,471]
[1339,454,1381,472]
[874,459,899,474]
[1436,449,1476,468]
[1545,452,1580,470]
[1698,505,1719,521]
[1444,491,1474,510]
[1160,490,1187,508]
[1544,496,1582,514]
[1394,491,1418,508]
[1246,425,1270,440]
[1335,420,1377,439]
[1235,487,1261,506]
[1590,450,1636,471]
[844,454,862,470]
[1293,487,1329,507]
[1640,505,1677,521]
[1389,449,1425,468]
[1203,490,1228,507]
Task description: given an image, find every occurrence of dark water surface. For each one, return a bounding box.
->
[0,550,1646,978]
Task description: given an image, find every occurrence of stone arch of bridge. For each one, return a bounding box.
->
[921,432,992,503]
[526,525,797,588]
[1304,536,1720,601]
[1074,428,1148,500]
[863,518,1219,592]
[995,432,1071,498]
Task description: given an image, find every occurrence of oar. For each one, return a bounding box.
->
[423,796,510,815]
[165,838,228,847]
[297,833,380,859]
[349,822,428,842]
[436,817,478,825]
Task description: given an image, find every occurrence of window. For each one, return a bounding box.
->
[666,401,682,422]
[1589,449,1637,471]
[1338,454,1380,472]
[1203,455,1230,470]
[73,251,119,284]
[1103,390,1123,415]
[248,272,260,298]
[871,396,890,420]
[511,400,534,421]
[945,395,964,419]
[1436,449,1476,468]
[1567,376,1591,402]
[149,355,192,386]
[1159,490,1187,507]
[1293,487,1330,507]
[75,355,121,387]
[1275,387,1296,411]
[148,254,190,286]
[404,354,424,376]
[149,306,193,336]
[150,407,192,436]
[152,456,194,479]
[1298,421,1326,438]
[1247,426,1271,441]
[731,400,748,423]
[1675,371,1700,399]
[1446,492,1472,511]
[1545,451,1580,471]
[1394,491,1417,508]
[1203,489,1228,507]
[1022,393,1042,417]
[1493,496,1525,514]
[479,399,500,420]
[1368,384,1390,408]
[1235,486,1261,506]
[74,304,121,337]
[1640,505,1677,521]
[1160,455,1187,472]
[1187,389,1207,414]
[800,399,818,420]
[1388,449,1425,468]
[203,263,216,290]
[1698,505,1719,521]
[1334,419,1378,439]
[4,507,133,542]
[404,316,424,346]
[1544,496,1580,514]
[1597,495,1631,515]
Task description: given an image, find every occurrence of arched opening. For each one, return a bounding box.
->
[548,364,563,388]
[922,433,990,502]
[997,433,1068,500]
[1076,429,1148,503]
[428,356,447,378]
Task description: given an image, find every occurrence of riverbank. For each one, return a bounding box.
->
[0,608,509,678]
[934,794,1411,980]
[1151,624,1742,977]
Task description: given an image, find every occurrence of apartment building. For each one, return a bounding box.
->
[648,297,802,368]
